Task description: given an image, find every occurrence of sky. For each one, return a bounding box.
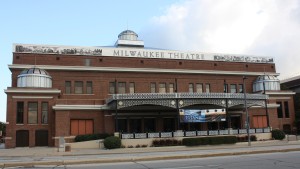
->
[1,0,300,122]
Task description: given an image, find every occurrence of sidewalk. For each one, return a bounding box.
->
[0,140,300,168]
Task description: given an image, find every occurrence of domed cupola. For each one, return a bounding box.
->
[115,30,144,48]
[118,30,138,41]
[17,67,52,88]
[253,75,280,92]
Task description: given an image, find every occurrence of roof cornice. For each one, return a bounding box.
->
[8,64,279,76]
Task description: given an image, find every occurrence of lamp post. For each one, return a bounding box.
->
[243,76,251,146]
[263,81,270,128]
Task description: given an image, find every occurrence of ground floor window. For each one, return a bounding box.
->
[252,115,267,128]
[70,119,93,135]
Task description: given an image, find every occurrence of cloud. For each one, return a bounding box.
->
[140,0,300,79]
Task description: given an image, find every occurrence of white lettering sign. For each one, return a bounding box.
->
[13,44,274,63]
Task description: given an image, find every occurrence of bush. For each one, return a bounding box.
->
[75,133,111,142]
[152,139,182,147]
[104,136,121,149]
[182,136,237,146]
[272,129,286,140]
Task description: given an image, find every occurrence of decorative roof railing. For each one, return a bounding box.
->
[106,92,268,103]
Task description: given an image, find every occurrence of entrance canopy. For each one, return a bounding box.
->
[106,93,268,110]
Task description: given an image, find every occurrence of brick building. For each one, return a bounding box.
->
[4,30,295,148]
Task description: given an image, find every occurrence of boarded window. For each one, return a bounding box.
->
[252,115,267,128]
[70,120,93,135]
[150,83,156,93]
[169,83,174,93]
[129,82,135,93]
[189,83,194,93]
[109,82,116,94]
[196,83,203,93]
[118,82,126,94]
[159,83,166,93]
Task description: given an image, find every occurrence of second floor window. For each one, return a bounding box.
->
[86,81,93,94]
[65,81,71,94]
[159,83,166,93]
[16,102,24,124]
[109,82,116,94]
[239,84,243,93]
[169,83,174,93]
[41,102,48,124]
[189,83,194,93]
[118,82,126,94]
[284,101,290,118]
[196,83,203,93]
[230,84,237,93]
[28,102,38,124]
[74,81,83,94]
[150,83,156,93]
[205,84,210,93]
[129,82,135,93]
[277,102,283,118]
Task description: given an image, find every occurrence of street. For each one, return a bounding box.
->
[8,151,300,169]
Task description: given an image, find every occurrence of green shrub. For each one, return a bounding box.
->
[104,136,121,149]
[272,129,286,140]
[152,139,182,147]
[75,133,111,142]
[182,136,237,146]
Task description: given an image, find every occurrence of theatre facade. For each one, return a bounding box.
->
[5,30,296,148]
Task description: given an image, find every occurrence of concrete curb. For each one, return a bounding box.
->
[2,148,300,168]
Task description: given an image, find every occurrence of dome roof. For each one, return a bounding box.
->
[17,67,52,88]
[118,30,138,41]
[253,75,280,92]
[118,30,138,38]
[19,67,50,76]
[255,75,279,82]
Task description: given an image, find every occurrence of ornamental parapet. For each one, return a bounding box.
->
[106,92,268,103]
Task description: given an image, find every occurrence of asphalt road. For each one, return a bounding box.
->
[8,151,300,169]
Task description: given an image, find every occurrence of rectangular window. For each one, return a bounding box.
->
[28,102,38,124]
[189,83,194,93]
[41,102,48,124]
[65,81,71,94]
[129,82,135,93]
[16,102,24,124]
[284,101,290,118]
[84,59,91,66]
[277,102,283,118]
[239,84,243,93]
[118,82,126,94]
[159,83,166,93]
[109,82,115,94]
[169,83,174,93]
[74,81,83,94]
[230,84,237,93]
[196,83,203,93]
[150,83,156,93]
[86,81,93,94]
[205,84,210,93]
[224,84,228,93]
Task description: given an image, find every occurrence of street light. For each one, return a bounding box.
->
[243,76,251,146]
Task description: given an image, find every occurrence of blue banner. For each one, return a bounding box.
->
[179,109,226,123]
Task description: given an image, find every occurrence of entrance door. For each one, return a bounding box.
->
[16,130,29,147]
[35,130,48,146]
[231,116,241,129]
[163,118,175,132]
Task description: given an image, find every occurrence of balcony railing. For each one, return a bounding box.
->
[120,128,271,139]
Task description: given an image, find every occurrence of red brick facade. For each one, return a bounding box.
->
[5,42,295,148]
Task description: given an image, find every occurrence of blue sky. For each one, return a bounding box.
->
[1,0,300,122]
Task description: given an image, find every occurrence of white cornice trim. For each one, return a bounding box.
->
[52,104,109,110]
[265,91,295,95]
[12,96,53,99]
[5,88,61,94]
[8,64,279,76]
